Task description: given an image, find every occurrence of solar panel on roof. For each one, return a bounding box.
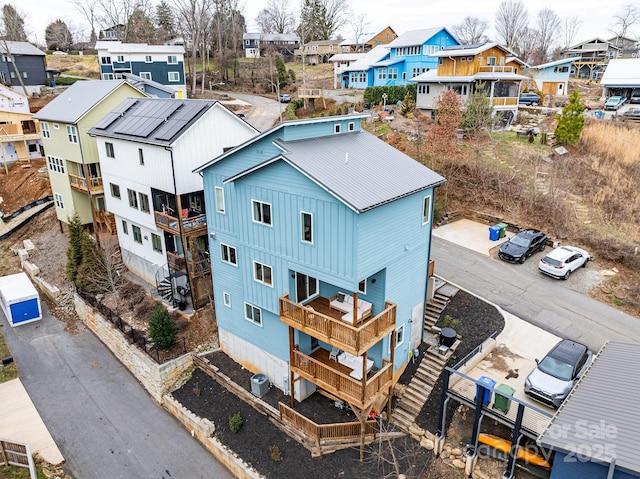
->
[154,120,188,141]
[93,98,138,130]
[114,116,164,137]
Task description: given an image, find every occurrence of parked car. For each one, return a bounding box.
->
[538,245,590,280]
[278,93,291,103]
[498,229,548,263]
[630,89,640,104]
[518,93,541,106]
[622,108,640,122]
[604,96,626,111]
[524,339,593,408]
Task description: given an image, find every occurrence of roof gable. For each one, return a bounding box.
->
[388,27,458,48]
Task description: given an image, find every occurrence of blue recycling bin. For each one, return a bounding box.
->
[489,225,500,241]
[475,376,496,406]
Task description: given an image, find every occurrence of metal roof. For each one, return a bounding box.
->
[539,342,640,474]
[224,129,445,213]
[431,42,517,58]
[95,41,184,54]
[409,70,529,83]
[33,80,137,124]
[530,57,575,70]
[387,28,448,48]
[0,41,45,56]
[242,32,300,42]
[328,53,363,62]
[341,45,390,72]
[123,73,175,96]
[600,59,640,87]
[339,25,393,45]
[88,98,220,146]
[371,58,405,67]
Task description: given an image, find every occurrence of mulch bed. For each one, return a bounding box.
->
[171,288,504,479]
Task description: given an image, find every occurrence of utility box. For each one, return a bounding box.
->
[493,383,516,414]
[250,373,269,398]
[0,272,42,327]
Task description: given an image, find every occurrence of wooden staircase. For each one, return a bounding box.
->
[424,291,451,336]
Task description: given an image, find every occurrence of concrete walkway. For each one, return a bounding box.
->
[433,218,508,256]
[0,378,64,464]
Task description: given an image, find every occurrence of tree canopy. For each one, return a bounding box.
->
[2,4,27,41]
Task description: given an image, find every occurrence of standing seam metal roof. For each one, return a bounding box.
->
[225,130,445,213]
[539,342,640,474]
[387,28,445,48]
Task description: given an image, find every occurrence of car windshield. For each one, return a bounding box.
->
[538,356,573,381]
[509,235,531,248]
[542,256,562,266]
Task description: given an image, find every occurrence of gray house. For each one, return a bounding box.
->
[0,41,47,95]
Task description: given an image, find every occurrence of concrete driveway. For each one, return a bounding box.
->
[1,303,233,478]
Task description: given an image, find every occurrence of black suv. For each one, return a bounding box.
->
[498,229,548,263]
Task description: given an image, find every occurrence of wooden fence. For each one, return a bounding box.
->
[0,439,36,478]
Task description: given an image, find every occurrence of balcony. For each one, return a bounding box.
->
[69,174,104,194]
[491,97,519,107]
[291,348,393,410]
[154,211,207,236]
[279,295,396,357]
[478,65,516,73]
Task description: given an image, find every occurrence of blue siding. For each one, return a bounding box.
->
[550,452,640,479]
[101,61,184,85]
[537,66,571,82]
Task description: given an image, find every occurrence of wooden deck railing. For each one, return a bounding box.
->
[154,211,207,236]
[292,349,393,409]
[278,403,376,444]
[280,295,396,356]
[69,174,104,194]
[492,97,519,106]
[478,65,516,73]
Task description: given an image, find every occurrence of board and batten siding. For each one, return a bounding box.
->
[280,117,362,141]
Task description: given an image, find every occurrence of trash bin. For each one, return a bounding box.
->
[496,222,508,238]
[250,373,269,398]
[489,225,500,241]
[493,383,516,414]
[475,376,496,406]
[439,327,456,347]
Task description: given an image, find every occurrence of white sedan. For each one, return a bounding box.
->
[538,245,591,280]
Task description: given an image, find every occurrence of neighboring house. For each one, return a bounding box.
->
[0,85,29,113]
[100,24,125,41]
[539,342,640,479]
[95,41,187,99]
[370,27,460,87]
[242,33,300,58]
[339,25,398,54]
[561,38,620,80]
[89,98,259,310]
[122,72,177,98]
[608,35,640,59]
[0,41,47,95]
[294,40,341,65]
[599,58,640,99]
[529,58,574,96]
[33,80,146,230]
[337,45,391,89]
[328,53,363,88]
[194,115,445,420]
[0,109,43,163]
[411,42,529,121]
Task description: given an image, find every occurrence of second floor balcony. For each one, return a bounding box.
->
[154,210,207,236]
[478,65,516,74]
[69,174,104,194]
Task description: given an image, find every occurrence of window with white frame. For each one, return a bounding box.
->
[105,142,114,158]
[348,122,355,131]
[47,156,65,174]
[378,68,387,80]
[132,225,142,244]
[334,124,341,134]
[53,123,59,129]
[422,195,432,225]
[358,279,367,294]
[487,56,497,66]
[396,324,405,347]
[388,68,398,80]
[102,73,114,80]
[168,71,180,82]
[168,55,178,64]
[151,233,162,252]
[253,261,273,286]
[139,72,152,80]
[122,220,128,234]
[301,211,312,243]
[223,292,231,307]
[100,56,111,65]
[116,55,125,62]
[110,183,121,198]
[215,186,225,213]
[145,55,152,63]
[41,122,50,138]
[138,148,144,165]
[54,192,64,209]
[128,189,138,209]
[252,200,272,225]
[139,193,150,213]
[244,302,262,325]
[220,244,237,265]
[66,125,78,143]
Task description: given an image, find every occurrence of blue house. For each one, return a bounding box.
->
[539,342,640,478]
[529,58,575,97]
[195,115,445,417]
[338,45,391,89]
[0,41,47,95]
[370,28,460,87]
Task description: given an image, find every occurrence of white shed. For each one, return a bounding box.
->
[0,272,42,326]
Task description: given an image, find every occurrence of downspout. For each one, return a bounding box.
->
[422,183,444,334]
[448,56,457,76]
[76,127,100,248]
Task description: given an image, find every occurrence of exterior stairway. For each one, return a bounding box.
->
[391,338,460,432]
[156,276,176,307]
[424,291,451,337]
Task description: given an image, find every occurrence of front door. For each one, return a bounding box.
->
[295,273,318,303]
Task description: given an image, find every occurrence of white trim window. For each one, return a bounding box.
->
[151,233,162,252]
[105,142,114,158]
[47,155,65,174]
[116,55,125,62]
[138,148,144,165]
[220,243,237,265]
[358,279,367,295]
[110,183,121,198]
[41,122,50,138]
[422,195,432,225]
[128,189,138,209]
[168,71,180,82]
[145,55,152,63]
[334,124,341,134]
[223,292,231,307]
[102,73,114,80]
[301,211,313,243]
[139,193,150,213]
[67,125,78,144]
[396,324,405,347]
[244,302,262,326]
[252,200,272,225]
[122,220,128,234]
[168,55,178,64]
[348,122,355,131]
[54,192,64,209]
[139,72,152,80]
[132,225,142,244]
[253,261,273,286]
[215,186,225,213]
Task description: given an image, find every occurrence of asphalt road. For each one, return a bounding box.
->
[2,303,233,479]
[431,236,640,352]
[230,92,282,132]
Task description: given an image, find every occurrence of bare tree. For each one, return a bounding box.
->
[45,20,74,51]
[2,4,27,41]
[255,0,295,34]
[518,26,540,65]
[536,8,561,63]
[94,0,153,42]
[609,4,639,38]
[77,236,126,312]
[298,0,350,42]
[495,0,528,51]
[452,16,490,45]
[349,13,370,51]
[560,16,582,51]
[173,0,212,96]
[71,0,99,42]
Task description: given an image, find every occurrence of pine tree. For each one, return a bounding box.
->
[66,213,86,287]
[148,302,178,350]
[554,90,586,145]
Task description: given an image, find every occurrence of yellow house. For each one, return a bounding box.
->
[0,110,43,164]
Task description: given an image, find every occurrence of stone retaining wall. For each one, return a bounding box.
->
[74,294,193,404]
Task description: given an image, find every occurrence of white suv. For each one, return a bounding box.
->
[538,245,590,280]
